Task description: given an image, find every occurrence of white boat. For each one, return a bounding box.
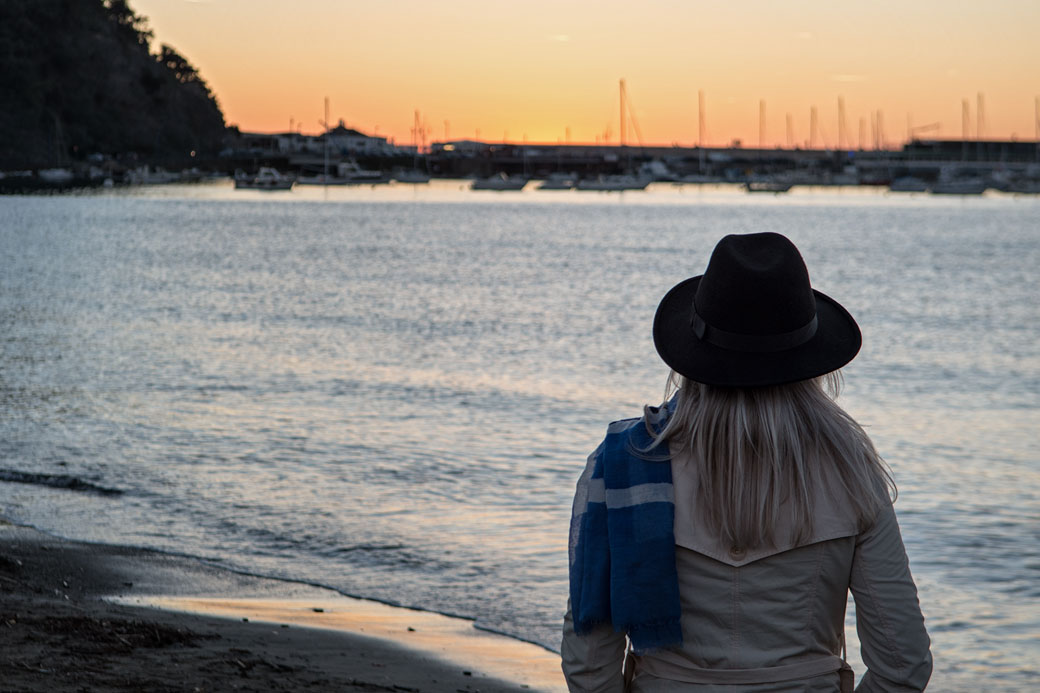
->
[929,179,987,195]
[37,168,75,183]
[296,174,353,186]
[928,166,987,195]
[889,176,930,193]
[638,159,679,182]
[576,175,650,191]
[471,173,528,191]
[744,179,793,194]
[128,166,180,185]
[337,160,390,184]
[393,168,431,184]
[536,172,576,190]
[178,168,206,183]
[234,167,294,190]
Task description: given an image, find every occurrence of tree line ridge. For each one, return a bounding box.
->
[0,0,227,170]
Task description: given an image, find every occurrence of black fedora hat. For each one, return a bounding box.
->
[653,232,861,387]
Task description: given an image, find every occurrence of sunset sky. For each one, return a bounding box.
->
[132,0,1040,148]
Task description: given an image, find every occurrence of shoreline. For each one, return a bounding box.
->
[0,519,565,692]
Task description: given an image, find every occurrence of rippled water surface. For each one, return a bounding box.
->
[1,182,1038,690]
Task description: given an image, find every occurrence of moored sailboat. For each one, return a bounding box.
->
[234,167,294,190]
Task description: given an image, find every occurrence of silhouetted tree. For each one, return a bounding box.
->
[0,0,226,168]
[103,0,153,45]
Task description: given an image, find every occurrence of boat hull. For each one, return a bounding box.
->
[929,181,987,195]
[744,181,793,193]
[889,177,930,193]
[576,177,650,191]
[234,180,294,190]
[234,167,295,190]
[471,177,528,191]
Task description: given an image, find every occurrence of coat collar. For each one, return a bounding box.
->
[670,444,860,567]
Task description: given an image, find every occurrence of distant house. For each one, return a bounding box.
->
[231,131,314,156]
[229,120,408,158]
[324,121,400,156]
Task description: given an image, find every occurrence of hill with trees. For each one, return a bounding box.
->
[0,0,226,169]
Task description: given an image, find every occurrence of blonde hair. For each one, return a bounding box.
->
[648,371,895,550]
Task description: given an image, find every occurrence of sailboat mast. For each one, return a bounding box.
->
[977,92,985,160]
[698,90,706,170]
[759,99,766,149]
[962,98,970,160]
[620,79,626,148]
[323,97,330,186]
[838,96,847,150]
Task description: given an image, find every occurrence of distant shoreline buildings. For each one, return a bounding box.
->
[221,123,1040,188]
[230,120,413,159]
[4,122,1038,193]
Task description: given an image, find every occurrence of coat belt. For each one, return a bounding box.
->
[634,652,845,685]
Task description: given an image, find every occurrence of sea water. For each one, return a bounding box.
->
[1,182,1037,690]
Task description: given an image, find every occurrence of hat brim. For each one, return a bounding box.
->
[652,276,862,388]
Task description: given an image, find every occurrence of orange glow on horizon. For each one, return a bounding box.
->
[132,1,1040,148]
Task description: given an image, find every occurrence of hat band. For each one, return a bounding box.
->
[690,309,819,353]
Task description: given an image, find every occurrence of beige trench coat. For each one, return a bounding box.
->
[562,431,932,693]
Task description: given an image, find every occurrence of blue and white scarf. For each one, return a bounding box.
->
[568,403,682,652]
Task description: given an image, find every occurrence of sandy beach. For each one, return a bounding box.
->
[0,519,564,692]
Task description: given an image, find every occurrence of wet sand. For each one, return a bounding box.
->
[0,520,565,692]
